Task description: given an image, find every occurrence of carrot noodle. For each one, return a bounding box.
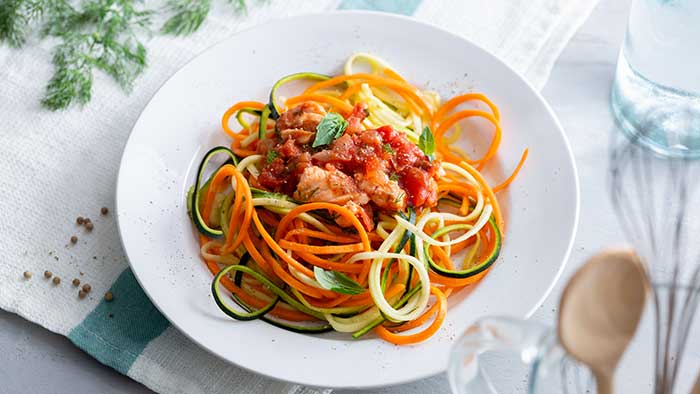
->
[493,148,529,193]
[221,101,265,138]
[285,94,354,115]
[191,53,526,345]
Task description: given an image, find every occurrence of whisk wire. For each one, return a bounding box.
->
[609,128,700,394]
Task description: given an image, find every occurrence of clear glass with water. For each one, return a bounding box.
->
[447,317,595,394]
[611,0,700,157]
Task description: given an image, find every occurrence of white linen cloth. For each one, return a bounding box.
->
[0,0,598,393]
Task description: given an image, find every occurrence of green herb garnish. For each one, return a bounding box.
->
[0,0,260,110]
[42,0,152,110]
[418,126,435,160]
[313,112,348,148]
[266,149,278,164]
[389,173,400,182]
[161,0,211,36]
[313,266,365,295]
[383,143,395,154]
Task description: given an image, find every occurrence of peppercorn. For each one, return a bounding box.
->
[82,283,91,293]
[70,235,78,244]
[52,277,61,285]
[23,271,32,279]
[72,278,80,287]
[101,207,109,215]
[104,291,113,302]
[44,270,52,279]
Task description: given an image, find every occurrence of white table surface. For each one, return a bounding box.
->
[3,1,699,393]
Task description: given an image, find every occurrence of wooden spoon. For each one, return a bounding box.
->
[692,371,700,394]
[558,248,647,394]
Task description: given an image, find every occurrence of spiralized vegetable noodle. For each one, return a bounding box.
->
[189,53,527,344]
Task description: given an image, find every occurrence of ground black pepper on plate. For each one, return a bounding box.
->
[101,207,109,215]
[52,276,61,285]
[44,270,52,279]
[76,216,84,225]
[70,235,78,244]
[72,278,80,287]
[85,222,94,231]
[82,283,91,293]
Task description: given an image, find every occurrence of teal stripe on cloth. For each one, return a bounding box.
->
[68,268,170,374]
[338,0,422,15]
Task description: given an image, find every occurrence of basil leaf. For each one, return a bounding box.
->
[313,112,348,148]
[313,266,365,295]
[418,126,435,160]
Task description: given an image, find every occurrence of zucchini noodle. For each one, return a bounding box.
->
[189,53,526,345]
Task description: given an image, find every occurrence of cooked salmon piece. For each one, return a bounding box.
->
[294,165,369,205]
[276,101,326,133]
[294,165,374,230]
[354,171,406,212]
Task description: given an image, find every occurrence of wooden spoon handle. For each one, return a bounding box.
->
[595,374,613,394]
[692,371,700,394]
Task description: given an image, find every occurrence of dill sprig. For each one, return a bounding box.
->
[161,0,211,36]
[0,0,56,47]
[0,0,261,110]
[41,0,151,109]
[161,0,267,36]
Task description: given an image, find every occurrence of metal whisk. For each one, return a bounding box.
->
[609,129,700,393]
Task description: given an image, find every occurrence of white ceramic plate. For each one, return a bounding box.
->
[117,12,579,389]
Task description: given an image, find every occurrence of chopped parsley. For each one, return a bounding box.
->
[266,150,278,164]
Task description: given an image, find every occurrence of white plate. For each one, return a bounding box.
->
[116,11,579,389]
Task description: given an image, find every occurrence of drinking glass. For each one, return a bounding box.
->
[447,317,594,394]
[611,0,700,158]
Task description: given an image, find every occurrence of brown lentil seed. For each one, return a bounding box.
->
[76,216,84,225]
[52,277,61,285]
[44,270,52,279]
[101,207,109,215]
[104,291,113,302]
[78,290,87,299]
[82,283,92,293]
[23,271,32,279]
[85,222,94,231]
[70,235,78,244]
[72,278,80,287]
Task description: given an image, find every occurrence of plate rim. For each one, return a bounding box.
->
[115,10,581,389]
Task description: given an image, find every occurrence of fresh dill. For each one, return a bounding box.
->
[42,0,152,110]
[0,0,261,110]
[161,0,211,36]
